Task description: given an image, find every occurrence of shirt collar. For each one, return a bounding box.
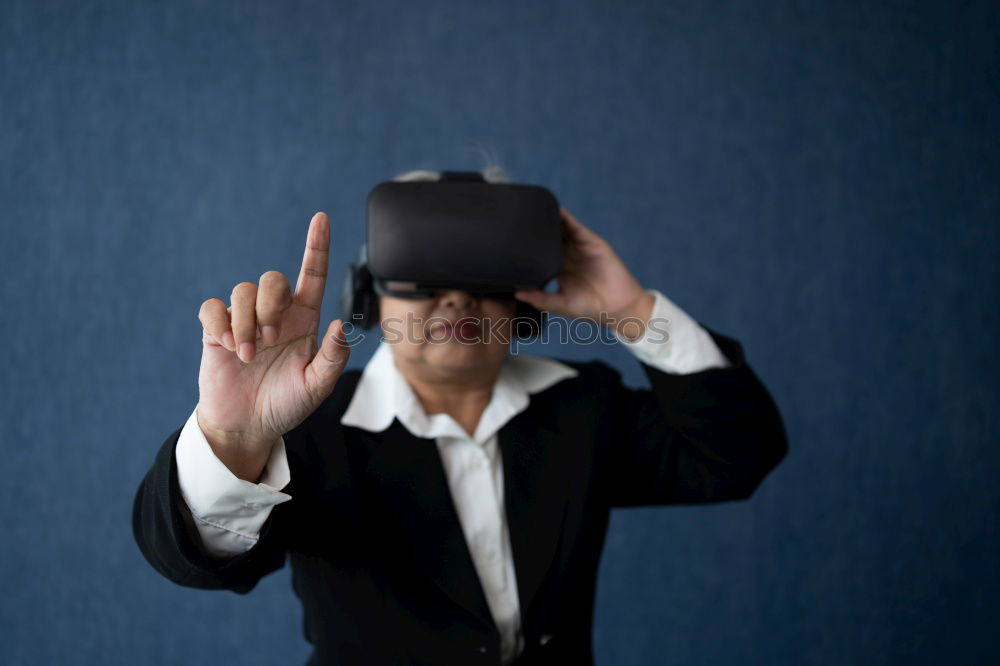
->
[340,340,579,445]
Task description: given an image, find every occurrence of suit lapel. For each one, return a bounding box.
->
[357,398,573,631]
[361,420,496,632]
[499,404,572,619]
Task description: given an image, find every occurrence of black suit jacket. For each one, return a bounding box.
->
[132,327,787,665]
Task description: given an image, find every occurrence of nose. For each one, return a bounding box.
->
[438,289,476,310]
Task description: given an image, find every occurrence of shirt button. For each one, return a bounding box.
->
[476,645,487,654]
[540,633,553,646]
[243,502,260,510]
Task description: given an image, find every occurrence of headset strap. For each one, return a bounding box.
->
[439,171,485,182]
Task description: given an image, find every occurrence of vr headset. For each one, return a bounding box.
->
[341,170,563,339]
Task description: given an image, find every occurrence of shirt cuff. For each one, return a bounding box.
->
[175,405,292,557]
[613,288,732,374]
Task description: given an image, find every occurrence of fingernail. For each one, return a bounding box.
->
[239,342,254,362]
[262,325,278,344]
[222,331,235,351]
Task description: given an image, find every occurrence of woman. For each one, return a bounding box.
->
[133,168,787,665]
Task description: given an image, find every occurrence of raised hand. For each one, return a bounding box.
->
[513,207,654,340]
[195,212,350,481]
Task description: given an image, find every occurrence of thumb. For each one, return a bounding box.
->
[514,288,568,315]
[304,319,351,400]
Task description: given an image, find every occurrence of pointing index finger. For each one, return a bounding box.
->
[293,212,330,311]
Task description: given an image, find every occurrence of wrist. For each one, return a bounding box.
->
[196,410,277,483]
[608,289,655,342]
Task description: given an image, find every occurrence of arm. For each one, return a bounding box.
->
[512,208,787,507]
[131,422,290,593]
[132,212,351,591]
[605,318,788,507]
[174,405,291,558]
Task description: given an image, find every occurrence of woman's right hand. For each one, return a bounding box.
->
[195,212,351,482]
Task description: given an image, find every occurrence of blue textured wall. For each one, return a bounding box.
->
[2,1,997,664]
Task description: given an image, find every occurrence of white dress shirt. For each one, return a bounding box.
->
[174,288,730,663]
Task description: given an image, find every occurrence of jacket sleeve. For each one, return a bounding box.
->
[604,325,788,507]
[131,426,288,593]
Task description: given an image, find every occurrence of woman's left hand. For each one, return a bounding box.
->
[514,207,654,340]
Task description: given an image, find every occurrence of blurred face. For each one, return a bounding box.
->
[378,290,516,378]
